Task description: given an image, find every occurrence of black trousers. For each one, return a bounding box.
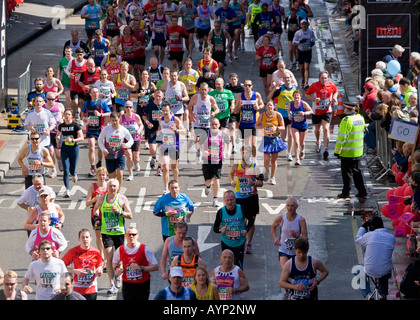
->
[340,157,367,195]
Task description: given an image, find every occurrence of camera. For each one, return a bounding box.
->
[362,214,380,232]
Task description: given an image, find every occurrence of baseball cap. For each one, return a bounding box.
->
[170,267,183,278]
[300,19,308,24]
[343,102,357,109]
[125,100,133,107]
[363,82,375,90]
[38,188,50,197]
[202,65,211,75]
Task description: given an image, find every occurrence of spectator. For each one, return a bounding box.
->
[407,52,420,81]
[382,44,405,64]
[360,82,378,119]
[355,216,395,300]
[399,77,417,107]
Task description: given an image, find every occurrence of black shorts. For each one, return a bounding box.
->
[70,90,85,101]
[161,147,180,161]
[218,117,230,128]
[152,39,166,47]
[115,103,125,112]
[297,49,312,64]
[287,31,297,42]
[283,116,291,127]
[106,29,120,38]
[212,51,226,65]
[86,132,100,139]
[50,133,58,149]
[130,140,140,152]
[202,163,223,180]
[197,27,211,39]
[187,27,196,34]
[169,51,184,62]
[147,130,158,144]
[239,126,257,138]
[134,56,146,66]
[259,66,276,78]
[230,112,239,123]
[236,194,260,219]
[101,233,125,249]
[123,57,136,65]
[312,112,332,125]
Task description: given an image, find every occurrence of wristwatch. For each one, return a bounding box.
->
[141,266,145,271]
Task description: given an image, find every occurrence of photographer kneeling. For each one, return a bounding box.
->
[355,216,396,300]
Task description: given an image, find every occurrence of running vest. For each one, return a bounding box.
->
[168,236,183,262]
[207,130,223,163]
[34,227,58,254]
[85,100,103,133]
[160,115,179,150]
[70,59,88,92]
[165,82,184,115]
[84,4,101,30]
[220,204,246,248]
[93,38,108,64]
[36,205,60,227]
[152,13,167,40]
[197,6,212,29]
[239,91,258,128]
[192,94,212,128]
[121,35,136,60]
[44,79,59,100]
[100,193,125,235]
[234,160,258,198]
[289,256,317,299]
[115,73,132,105]
[44,102,62,134]
[261,112,280,138]
[120,243,151,283]
[279,213,301,256]
[81,68,101,91]
[214,265,241,300]
[276,85,296,118]
[90,183,107,218]
[177,254,199,287]
[25,146,45,176]
[148,65,163,84]
[250,3,262,24]
[290,101,308,131]
[211,30,226,53]
[121,113,140,141]
[271,4,283,30]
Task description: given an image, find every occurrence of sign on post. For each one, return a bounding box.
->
[389,118,419,144]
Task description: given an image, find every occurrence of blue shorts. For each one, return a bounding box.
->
[105,156,125,174]
[279,251,295,260]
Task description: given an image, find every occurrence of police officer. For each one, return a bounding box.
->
[334,102,367,199]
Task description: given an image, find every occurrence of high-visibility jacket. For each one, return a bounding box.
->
[334,112,365,158]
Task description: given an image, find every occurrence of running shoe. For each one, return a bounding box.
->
[229,54,233,63]
[315,143,321,153]
[270,177,276,185]
[213,198,219,207]
[107,284,117,295]
[64,189,70,198]
[241,45,245,52]
[150,158,156,169]
[96,161,102,169]
[145,141,150,150]
[323,150,329,160]
[48,167,57,179]
[287,153,293,161]
[234,54,238,60]
[127,174,134,181]
[295,158,301,166]
[204,186,211,196]
[300,150,305,159]
[163,188,169,195]
[135,162,141,172]
[72,174,78,183]
[88,167,95,177]
[246,243,252,254]
[157,167,163,176]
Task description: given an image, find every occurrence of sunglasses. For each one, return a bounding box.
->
[244,84,252,87]
[47,98,55,101]
[31,138,40,141]
[127,233,137,237]
[4,282,17,286]
[40,247,52,251]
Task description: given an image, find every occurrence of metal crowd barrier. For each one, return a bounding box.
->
[17,60,32,115]
[368,120,394,180]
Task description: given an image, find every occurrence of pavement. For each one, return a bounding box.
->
[0,0,417,300]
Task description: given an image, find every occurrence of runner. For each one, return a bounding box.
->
[230,0,246,59]
[233,79,264,157]
[304,70,338,160]
[162,69,189,121]
[255,99,287,184]
[214,0,238,64]
[94,68,116,113]
[196,0,214,53]
[150,3,170,64]
[177,0,198,59]
[228,145,264,254]
[80,0,102,44]
[270,0,285,39]
[27,78,47,111]
[56,109,85,197]
[288,89,312,165]
[253,3,275,39]
[90,29,111,67]
[201,118,231,206]
[131,18,148,80]
[92,178,133,295]
[120,100,144,181]
[208,77,235,158]
[119,25,141,74]
[147,56,165,85]
[142,89,164,176]
[188,82,219,164]
[98,111,134,188]
[207,20,231,79]
[113,61,137,113]
[255,35,278,97]
[43,92,65,179]
[81,87,112,177]
[166,16,189,70]
[44,67,64,102]
[283,7,301,70]
[57,46,73,109]
[61,229,104,300]
[198,47,220,77]
[267,71,296,161]
[65,48,88,121]
[157,103,186,194]
[78,58,101,104]
[292,19,315,89]
[101,5,124,45]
